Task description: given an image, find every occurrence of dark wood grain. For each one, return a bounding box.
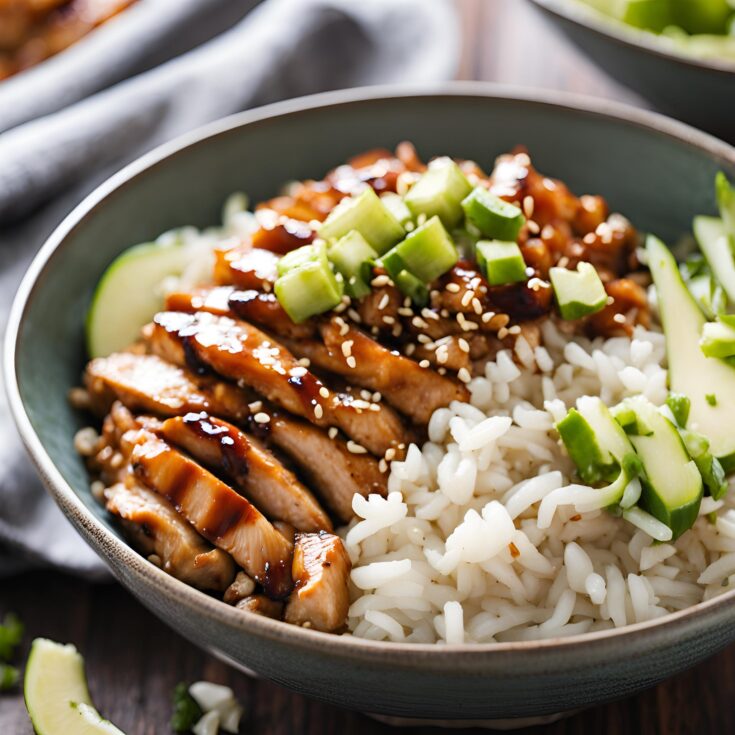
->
[1,1,732,733]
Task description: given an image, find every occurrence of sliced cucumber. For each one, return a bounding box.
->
[549,262,608,320]
[647,234,735,465]
[25,639,126,735]
[404,157,472,229]
[620,395,703,539]
[86,241,191,358]
[694,216,735,304]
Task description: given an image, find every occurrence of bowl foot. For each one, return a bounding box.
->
[367,711,575,730]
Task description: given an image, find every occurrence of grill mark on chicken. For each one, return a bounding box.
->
[104,481,236,592]
[131,432,293,598]
[146,311,409,457]
[284,532,351,633]
[160,412,332,533]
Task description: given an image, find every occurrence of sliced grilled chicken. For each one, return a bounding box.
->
[105,481,236,592]
[413,335,471,372]
[83,353,386,518]
[214,246,279,290]
[131,431,294,598]
[284,532,351,633]
[235,595,284,619]
[160,412,332,533]
[284,319,468,425]
[165,286,233,317]
[228,289,317,340]
[145,311,409,457]
[263,414,387,522]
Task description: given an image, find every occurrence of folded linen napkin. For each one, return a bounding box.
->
[0,0,459,577]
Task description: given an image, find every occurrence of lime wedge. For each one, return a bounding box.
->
[24,638,126,735]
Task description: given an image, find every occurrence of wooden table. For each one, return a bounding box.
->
[2,1,731,733]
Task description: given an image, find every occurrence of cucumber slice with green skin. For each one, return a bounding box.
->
[549,262,608,320]
[666,392,691,427]
[610,403,653,436]
[380,193,414,227]
[394,270,429,307]
[461,187,526,242]
[700,320,735,358]
[647,234,735,464]
[404,157,472,229]
[557,408,612,484]
[476,240,527,286]
[679,428,728,500]
[278,243,322,276]
[318,188,404,255]
[621,395,703,539]
[392,216,458,283]
[86,241,191,358]
[25,639,126,735]
[694,216,735,303]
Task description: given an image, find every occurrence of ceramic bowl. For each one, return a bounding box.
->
[6,84,735,721]
[529,0,735,141]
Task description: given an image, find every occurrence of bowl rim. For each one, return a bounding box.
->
[6,81,735,666]
[529,0,735,75]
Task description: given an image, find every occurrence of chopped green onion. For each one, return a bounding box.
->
[475,240,527,286]
[394,270,429,307]
[706,393,718,406]
[666,393,691,427]
[328,230,377,299]
[549,262,608,320]
[461,187,526,241]
[274,245,343,323]
[404,157,472,229]
[171,683,203,733]
[319,188,404,254]
[391,215,458,284]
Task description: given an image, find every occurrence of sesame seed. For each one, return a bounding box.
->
[392,324,403,338]
[456,313,479,331]
[347,441,368,454]
[248,400,263,412]
[613,313,627,324]
[412,316,429,329]
[422,308,440,320]
[360,389,372,400]
[436,346,449,364]
[498,327,509,339]
[527,220,540,234]
[297,357,311,367]
[345,308,360,323]
[541,224,555,240]
[471,297,483,315]
[341,340,354,358]
[319,387,330,399]
[438,367,447,375]
[419,359,430,368]
[372,392,382,402]
[403,297,412,308]
[289,366,307,378]
[508,325,521,335]
[460,290,475,308]
[558,256,570,268]
[346,356,357,369]
[606,296,615,306]
[405,343,416,356]
[457,367,471,383]
[523,196,535,218]
[417,334,432,344]
[378,293,390,310]
[372,275,390,287]
[398,307,414,317]
[385,448,397,461]
[314,404,324,419]
[429,289,440,299]
[328,427,339,439]
[371,326,380,336]
[254,412,271,424]
[481,311,495,323]
[445,282,461,293]
[440,309,449,318]
[379,459,388,473]
[458,338,470,353]
[382,315,396,325]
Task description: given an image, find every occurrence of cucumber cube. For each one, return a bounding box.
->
[328,230,377,299]
[556,408,612,484]
[319,188,404,255]
[278,243,322,276]
[700,319,735,358]
[394,270,429,307]
[392,215,458,283]
[476,240,527,286]
[549,262,608,320]
[380,193,414,227]
[404,157,472,229]
[461,187,526,241]
[622,0,673,32]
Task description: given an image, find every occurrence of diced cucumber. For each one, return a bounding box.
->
[391,215,458,284]
[619,396,703,539]
[394,270,429,307]
[319,188,404,255]
[622,0,673,31]
[404,157,472,229]
[274,244,343,323]
[671,0,732,34]
[24,639,126,735]
[476,240,527,286]
[647,234,735,465]
[611,402,653,436]
[701,319,735,358]
[278,243,321,276]
[549,262,608,320]
[328,231,377,299]
[694,216,735,303]
[380,193,414,227]
[461,187,526,242]
[86,241,191,358]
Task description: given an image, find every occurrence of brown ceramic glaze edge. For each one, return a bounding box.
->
[5,83,735,672]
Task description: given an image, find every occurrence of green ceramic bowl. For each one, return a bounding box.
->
[529,0,735,141]
[6,85,735,721]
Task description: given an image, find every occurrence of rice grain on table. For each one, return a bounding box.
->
[343,323,735,644]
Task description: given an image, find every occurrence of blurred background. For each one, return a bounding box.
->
[0,0,732,733]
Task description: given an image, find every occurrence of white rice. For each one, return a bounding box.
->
[343,323,735,644]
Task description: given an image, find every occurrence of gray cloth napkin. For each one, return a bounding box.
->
[0,0,459,577]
